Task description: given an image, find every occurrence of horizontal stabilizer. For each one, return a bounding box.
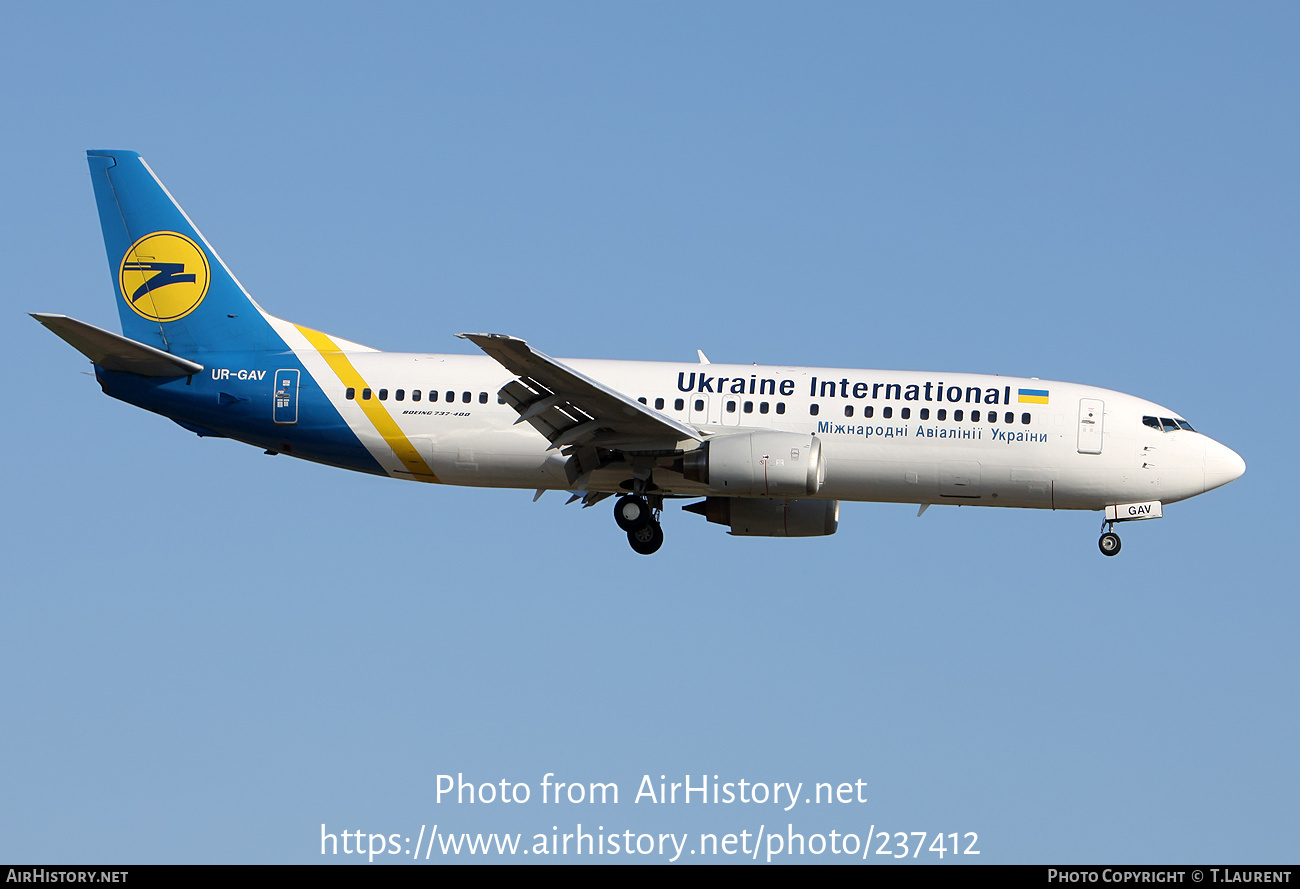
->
[32,313,204,377]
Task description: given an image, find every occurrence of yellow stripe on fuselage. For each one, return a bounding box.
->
[296,325,439,483]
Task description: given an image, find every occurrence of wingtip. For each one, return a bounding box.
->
[459,332,525,344]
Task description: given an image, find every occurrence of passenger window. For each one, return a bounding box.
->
[654,397,664,410]
[378,388,389,401]
[362,388,372,400]
[412,390,421,402]
[726,400,737,413]
[430,390,439,402]
[760,402,769,414]
[776,403,785,414]
[864,406,874,418]
[844,405,853,417]
[445,391,454,403]
[479,392,488,404]
[920,408,929,420]
[971,409,980,422]
[745,401,754,413]
[900,407,910,420]
[395,389,405,401]
[694,399,704,412]
[882,406,892,419]
[810,404,820,416]
[674,398,684,411]
[1021,412,1030,425]
[1005,411,1013,424]
[345,387,355,400]
[937,409,946,421]
[954,409,964,421]
[638,397,647,404]
[462,392,471,403]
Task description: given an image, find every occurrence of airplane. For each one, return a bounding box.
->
[34,149,1245,556]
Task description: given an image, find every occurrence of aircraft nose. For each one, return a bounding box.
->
[1203,439,1246,492]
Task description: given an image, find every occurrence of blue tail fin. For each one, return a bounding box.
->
[87,150,274,355]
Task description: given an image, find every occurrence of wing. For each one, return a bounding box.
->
[457,333,702,461]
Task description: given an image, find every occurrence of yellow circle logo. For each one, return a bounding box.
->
[119,232,210,322]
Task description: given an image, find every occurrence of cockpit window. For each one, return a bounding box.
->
[1145,415,1196,433]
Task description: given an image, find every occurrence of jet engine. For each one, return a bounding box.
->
[678,431,824,496]
[684,497,840,537]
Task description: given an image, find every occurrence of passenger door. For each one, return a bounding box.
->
[1077,398,1103,454]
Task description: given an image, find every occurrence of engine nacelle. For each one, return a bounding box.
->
[680,431,824,496]
[684,497,840,537]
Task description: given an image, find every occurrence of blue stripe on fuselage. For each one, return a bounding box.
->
[95,350,386,477]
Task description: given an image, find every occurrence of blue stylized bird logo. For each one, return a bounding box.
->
[122,261,196,303]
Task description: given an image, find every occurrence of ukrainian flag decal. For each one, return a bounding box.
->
[1018,388,1049,405]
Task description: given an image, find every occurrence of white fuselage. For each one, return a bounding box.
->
[302,348,1242,512]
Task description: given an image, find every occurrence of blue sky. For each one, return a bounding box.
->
[2,2,1296,864]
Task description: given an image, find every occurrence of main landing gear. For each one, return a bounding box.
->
[614,493,664,555]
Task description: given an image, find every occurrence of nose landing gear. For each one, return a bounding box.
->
[1097,500,1163,555]
[1098,529,1122,556]
[1098,514,1122,556]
